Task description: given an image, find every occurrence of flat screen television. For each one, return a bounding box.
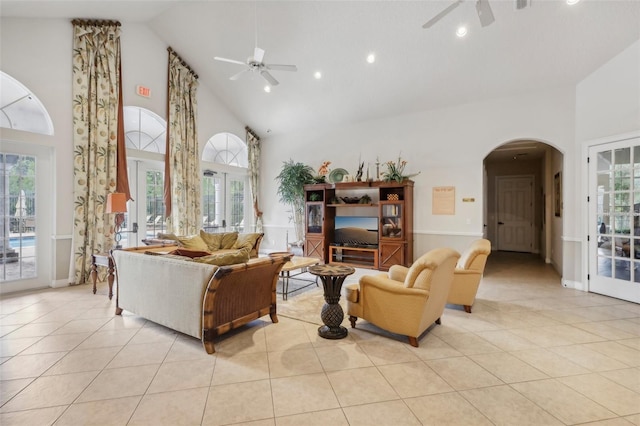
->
[334,216,378,247]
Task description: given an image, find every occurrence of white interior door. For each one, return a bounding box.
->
[497,176,534,252]
[589,138,640,303]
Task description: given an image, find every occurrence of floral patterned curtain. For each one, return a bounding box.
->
[246,126,263,233]
[164,48,201,235]
[69,19,122,284]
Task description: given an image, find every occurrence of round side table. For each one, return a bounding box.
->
[308,264,355,339]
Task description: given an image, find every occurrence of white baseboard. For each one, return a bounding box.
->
[545,257,551,264]
[51,279,71,288]
[562,279,587,291]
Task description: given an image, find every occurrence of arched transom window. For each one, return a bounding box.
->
[0,71,54,135]
[123,106,166,153]
[202,132,248,167]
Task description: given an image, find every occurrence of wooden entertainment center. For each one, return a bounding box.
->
[304,180,413,271]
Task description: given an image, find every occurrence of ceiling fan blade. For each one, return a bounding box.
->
[422,0,464,29]
[214,56,246,66]
[266,64,297,72]
[229,69,250,81]
[260,70,279,86]
[253,47,265,63]
[476,0,495,27]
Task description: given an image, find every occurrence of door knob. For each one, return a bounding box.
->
[498,221,504,225]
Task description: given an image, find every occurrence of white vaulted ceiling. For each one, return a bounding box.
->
[2,1,639,137]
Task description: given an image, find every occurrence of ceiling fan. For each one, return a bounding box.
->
[214,5,297,87]
[214,47,297,87]
[422,0,495,29]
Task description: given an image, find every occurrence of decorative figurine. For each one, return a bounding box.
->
[355,161,364,182]
[318,161,331,176]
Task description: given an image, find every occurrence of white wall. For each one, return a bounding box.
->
[261,87,575,258]
[1,17,245,286]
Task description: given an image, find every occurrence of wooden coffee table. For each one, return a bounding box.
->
[279,256,320,300]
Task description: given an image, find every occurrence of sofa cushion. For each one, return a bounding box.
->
[200,230,224,251]
[232,233,263,251]
[177,234,209,252]
[157,232,179,241]
[192,247,250,266]
[220,232,239,249]
[168,248,212,259]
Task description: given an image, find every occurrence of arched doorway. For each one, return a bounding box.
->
[484,140,564,273]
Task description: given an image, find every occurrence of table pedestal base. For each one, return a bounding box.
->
[318,302,348,339]
[307,264,355,340]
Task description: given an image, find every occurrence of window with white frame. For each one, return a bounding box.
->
[202,133,249,233]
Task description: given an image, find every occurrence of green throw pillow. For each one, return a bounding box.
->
[200,230,224,251]
[192,247,250,266]
[177,234,209,252]
[220,232,239,249]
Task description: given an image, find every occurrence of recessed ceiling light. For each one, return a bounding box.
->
[456,26,468,37]
[314,71,322,79]
[366,53,376,64]
[264,85,271,93]
[566,0,580,4]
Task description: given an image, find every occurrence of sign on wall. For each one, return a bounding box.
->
[433,186,455,215]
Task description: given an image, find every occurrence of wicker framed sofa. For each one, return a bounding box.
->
[111,241,288,354]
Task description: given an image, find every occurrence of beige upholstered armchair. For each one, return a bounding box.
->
[345,248,460,347]
[447,239,491,313]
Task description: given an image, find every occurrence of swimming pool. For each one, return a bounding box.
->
[9,236,36,248]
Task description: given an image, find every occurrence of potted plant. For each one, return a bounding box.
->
[275,160,315,250]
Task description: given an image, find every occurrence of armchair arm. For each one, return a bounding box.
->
[360,274,428,297]
[454,268,482,276]
[388,265,409,282]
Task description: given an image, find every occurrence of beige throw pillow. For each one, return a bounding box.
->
[192,247,250,266]
[177,234,209,252]
[220,232,239,249]
[200,230,224,251]
[232,233,262,251]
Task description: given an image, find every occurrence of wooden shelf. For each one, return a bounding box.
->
[329,245,379,269]
[327,203,377,207]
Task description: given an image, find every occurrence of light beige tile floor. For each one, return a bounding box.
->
[1,251,639,425]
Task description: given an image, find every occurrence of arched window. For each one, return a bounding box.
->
[0,71,53,135]
[202,132,248,167]
[123,106,166,153]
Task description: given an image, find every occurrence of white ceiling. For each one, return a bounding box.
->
[2,1,640,138]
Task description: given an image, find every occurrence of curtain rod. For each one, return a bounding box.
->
[245,126,260,141]
[167,47,199,79]
[71,19,121,27]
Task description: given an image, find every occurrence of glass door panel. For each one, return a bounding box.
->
[0,153,36,281]
[380,203,403,239]
[589,137,640,303]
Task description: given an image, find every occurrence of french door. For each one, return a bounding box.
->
[589,136,640,303]
[0,142,52,293]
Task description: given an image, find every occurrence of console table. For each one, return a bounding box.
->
[91,253,115,300]
[308,264,355,339]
